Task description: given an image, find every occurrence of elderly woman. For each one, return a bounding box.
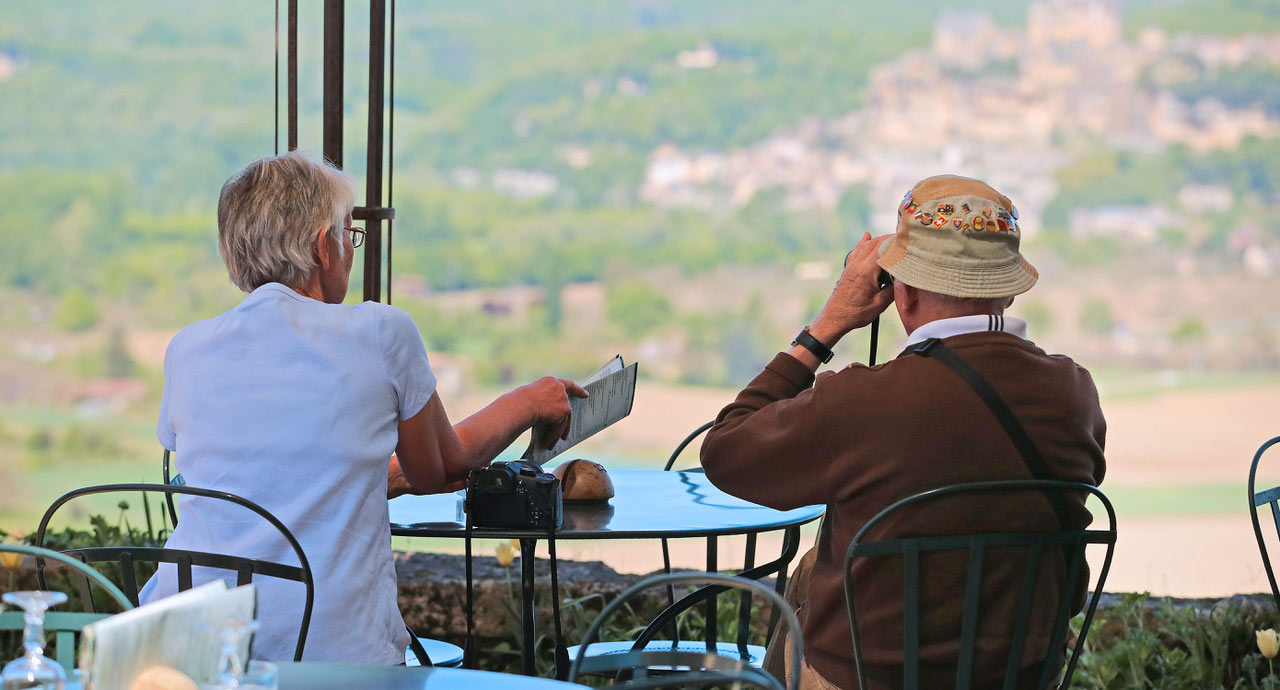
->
[139,151,587,664]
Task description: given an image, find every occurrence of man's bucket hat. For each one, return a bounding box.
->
[877,174,1037,299]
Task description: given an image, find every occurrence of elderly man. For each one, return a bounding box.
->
[701,175,1106,689]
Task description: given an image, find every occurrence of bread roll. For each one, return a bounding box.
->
[130,666,198,690]
[553,459,615,503]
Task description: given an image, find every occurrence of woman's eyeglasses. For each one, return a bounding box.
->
[345,226,365,248]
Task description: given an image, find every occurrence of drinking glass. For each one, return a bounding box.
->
[201,619,261,690]
[1,590,68,690]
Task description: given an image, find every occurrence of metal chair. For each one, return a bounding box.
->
[844,480,1116,690]
[161,449,182,526]
[1248,436,1280,608]
[160,455,462,668]
[568,572,801,690]
[0,543,135,673]
[653,421,770,668]
[34,483,314,662]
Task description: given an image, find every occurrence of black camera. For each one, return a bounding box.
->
[466,460,563,530]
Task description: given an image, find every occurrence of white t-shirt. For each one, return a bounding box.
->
[140,282,436,664]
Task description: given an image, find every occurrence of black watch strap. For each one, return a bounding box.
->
[792,327,834,364]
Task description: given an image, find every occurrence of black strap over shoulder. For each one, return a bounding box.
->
[547,527,569,680]
[910,337,1070,526]
[463,510,476,669]
[462,507,569,678]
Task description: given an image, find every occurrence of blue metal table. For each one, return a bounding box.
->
[71,663,588,689]
[389,468,824,675]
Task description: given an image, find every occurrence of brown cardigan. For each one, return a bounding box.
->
[701,332,1106,690]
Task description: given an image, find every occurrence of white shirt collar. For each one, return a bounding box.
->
[903,314,1029,348]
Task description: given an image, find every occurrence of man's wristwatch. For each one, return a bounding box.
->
[791,326,834,364]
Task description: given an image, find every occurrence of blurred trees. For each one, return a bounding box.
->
[54,288,99,332]
[1079,298,1116,337]
[606,281,673,339]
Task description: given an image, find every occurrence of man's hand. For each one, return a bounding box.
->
[809,232,895,345]
[520,377,590,449]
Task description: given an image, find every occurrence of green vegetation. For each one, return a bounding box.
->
[54,288,99,333]
[1080,298,1117,337]
[1128,0,1280,36]
[1040,140,1280,255]
[1072,593,1280,689]
[607,282,673,338]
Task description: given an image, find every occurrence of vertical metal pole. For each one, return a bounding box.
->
[274,0,279,155]
[519,538,538,676]
[363,0,386,303]
[386,0,395,305]
[287,0,298,151]
[322,0,344,167]
[706,537,718,650]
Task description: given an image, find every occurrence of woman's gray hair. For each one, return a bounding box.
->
[217,151,357,292]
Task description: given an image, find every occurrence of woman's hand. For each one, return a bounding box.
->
[520,376,590,449]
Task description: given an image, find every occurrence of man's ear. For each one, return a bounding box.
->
[1005,296,1015,311]
[897,282,919,314]
[314,227,333,271]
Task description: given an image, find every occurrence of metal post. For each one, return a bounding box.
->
[363,0,386,303]
[287,0,298,151]
[705,536,718,650]
[322,0,344,167]
[519,538,538,676]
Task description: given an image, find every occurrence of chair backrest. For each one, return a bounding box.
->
[33,483,315,662]
[161,449,182,526]
[844,480,1117,690]
[0,543,135,672]
[663,421,714,471]
[569,571,802,690]
[1248,436,1280,607]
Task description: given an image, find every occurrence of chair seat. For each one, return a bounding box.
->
[405,637,464,667]
[566,640,766,672]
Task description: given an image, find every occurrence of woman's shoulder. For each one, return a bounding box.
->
[348,300,415,331]
[165,309,233,359]
[345,301,424,354]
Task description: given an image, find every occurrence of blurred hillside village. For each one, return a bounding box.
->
[642,0,1280,246]
[390,0,1280,394]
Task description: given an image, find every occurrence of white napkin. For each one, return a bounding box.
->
[79,580,257,689]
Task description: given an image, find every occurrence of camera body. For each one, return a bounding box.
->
[466,460,563,530]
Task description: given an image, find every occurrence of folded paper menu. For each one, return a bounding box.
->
[79,580,256,689]
[523,355,638,465]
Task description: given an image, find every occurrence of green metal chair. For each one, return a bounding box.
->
[568,572,802,690]
[648,421,774,669]
[161,455,461,667]
[844,480,1116,690]
[35,483,314,662]
[0,543,135,674]
[1247,436,1280,608]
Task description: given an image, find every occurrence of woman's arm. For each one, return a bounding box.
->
[390,377,588,497]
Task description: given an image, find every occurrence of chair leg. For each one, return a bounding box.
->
[405,624,432,666]
[660,538,680,643]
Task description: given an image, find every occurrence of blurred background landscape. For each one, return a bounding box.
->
[2,0,1280,594]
